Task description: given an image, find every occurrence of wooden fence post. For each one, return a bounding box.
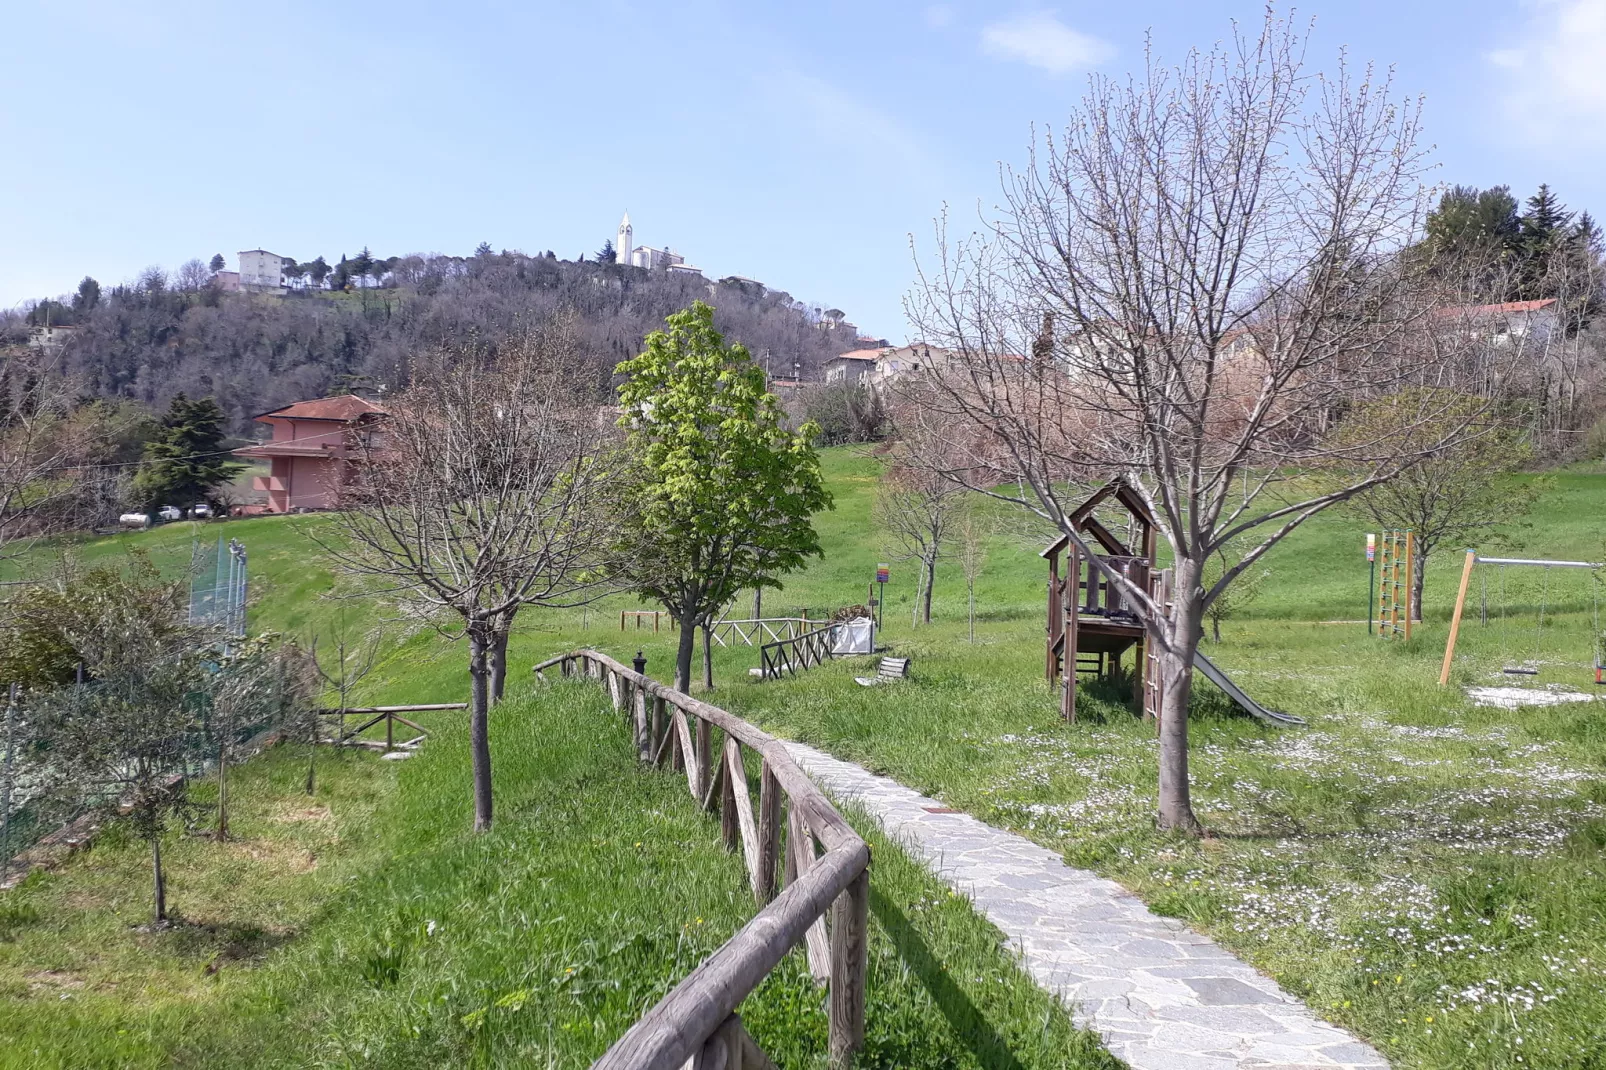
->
[634,686,651,762]
[721,742,740,852]
[695,717,712,802]
[828,866,869,1068]
[757,760,780,903]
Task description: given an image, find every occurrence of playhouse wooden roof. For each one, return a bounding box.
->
[1039,478,1156,559]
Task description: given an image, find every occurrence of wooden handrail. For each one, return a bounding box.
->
[537,648,870,1069]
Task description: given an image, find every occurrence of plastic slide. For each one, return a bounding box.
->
[1191,651,1306,726]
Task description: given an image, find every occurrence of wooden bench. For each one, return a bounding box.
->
[854,656,910,687]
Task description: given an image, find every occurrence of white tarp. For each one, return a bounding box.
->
[832,617,875,655]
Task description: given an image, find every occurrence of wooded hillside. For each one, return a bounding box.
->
[3,251,864,434]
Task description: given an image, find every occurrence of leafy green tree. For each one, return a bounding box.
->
[351,247,375,288]
[72,276,100,316]
[20,554,209,923]
[614,302,831,692]
[132,394,245,511]
[1424,185,1521,262]
[25,299,72,327]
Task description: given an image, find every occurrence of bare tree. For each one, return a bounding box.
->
[175,259,212,293]
[906,12,1509,833]
[957,504,989,643]
[313,607,388,758]
[874,462,962,626]
[1340,390,1542,619]
[0,354,94,557]
[320,315,614,831]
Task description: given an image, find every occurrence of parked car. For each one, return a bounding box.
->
[157,505,183,522]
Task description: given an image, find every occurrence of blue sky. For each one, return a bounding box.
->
[4,1,1604,340]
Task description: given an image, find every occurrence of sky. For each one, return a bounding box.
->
[4,0,1606,340]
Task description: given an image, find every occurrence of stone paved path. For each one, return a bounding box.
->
[783,741,1388,1070]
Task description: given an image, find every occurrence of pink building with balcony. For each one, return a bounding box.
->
[233,394,387,513]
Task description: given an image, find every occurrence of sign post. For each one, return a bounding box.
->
[875,564,889,631]
[1366,533,1376,635]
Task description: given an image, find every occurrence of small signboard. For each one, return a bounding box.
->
[876,564,890,584]
[1365,533,1376,562]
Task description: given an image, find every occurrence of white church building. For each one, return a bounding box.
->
[616,212,698,274]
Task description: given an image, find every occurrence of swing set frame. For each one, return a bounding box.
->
[1437,549,1606,686]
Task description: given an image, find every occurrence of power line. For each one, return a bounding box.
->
[24,426,358,475]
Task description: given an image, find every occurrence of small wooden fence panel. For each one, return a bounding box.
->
[709,617,815,648]
[318,703,467,751]
[757,624,839,680]
[533,649,870,1070]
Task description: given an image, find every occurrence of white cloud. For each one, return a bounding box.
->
[1486,0,1606,142]
[981,10,1112,75]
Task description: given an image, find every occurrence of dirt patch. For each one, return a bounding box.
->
[25,969,85,992]
[228,839,317,873]
[270,804,332,824]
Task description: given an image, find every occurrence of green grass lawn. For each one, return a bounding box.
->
[4,448,1605,1068]
[0,511,1116,1067]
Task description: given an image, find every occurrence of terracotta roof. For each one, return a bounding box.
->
[253,394,387,422]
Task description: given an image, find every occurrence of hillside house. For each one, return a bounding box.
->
[233,394,387,512]
[822,349,884,385]
[238,249,291,291]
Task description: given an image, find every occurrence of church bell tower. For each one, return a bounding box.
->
[617,211,632,267]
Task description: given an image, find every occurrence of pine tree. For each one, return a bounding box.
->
[132,394,246,511]
[69,277,100,317]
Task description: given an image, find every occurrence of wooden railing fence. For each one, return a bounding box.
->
[533,649,870,1070]
[318,703,467,751]
[708,617,814,648]
[757,624,839,680]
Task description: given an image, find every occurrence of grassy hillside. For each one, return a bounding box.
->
[0,461,1125,1068]
[5,449,1605,1068]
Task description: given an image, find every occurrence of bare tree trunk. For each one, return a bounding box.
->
[215,734,229,841]
[1159,570,1204,835]
[675,611,697,694]
[968,577,976,643]
[489,625,509,704]
[1413,551,1428,622]
[468,622,494,832]
[922,554,936,624]
[701,622,714,691]
[151,835,167,923]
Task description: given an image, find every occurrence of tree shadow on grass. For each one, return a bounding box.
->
[869,886,1028,1070]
